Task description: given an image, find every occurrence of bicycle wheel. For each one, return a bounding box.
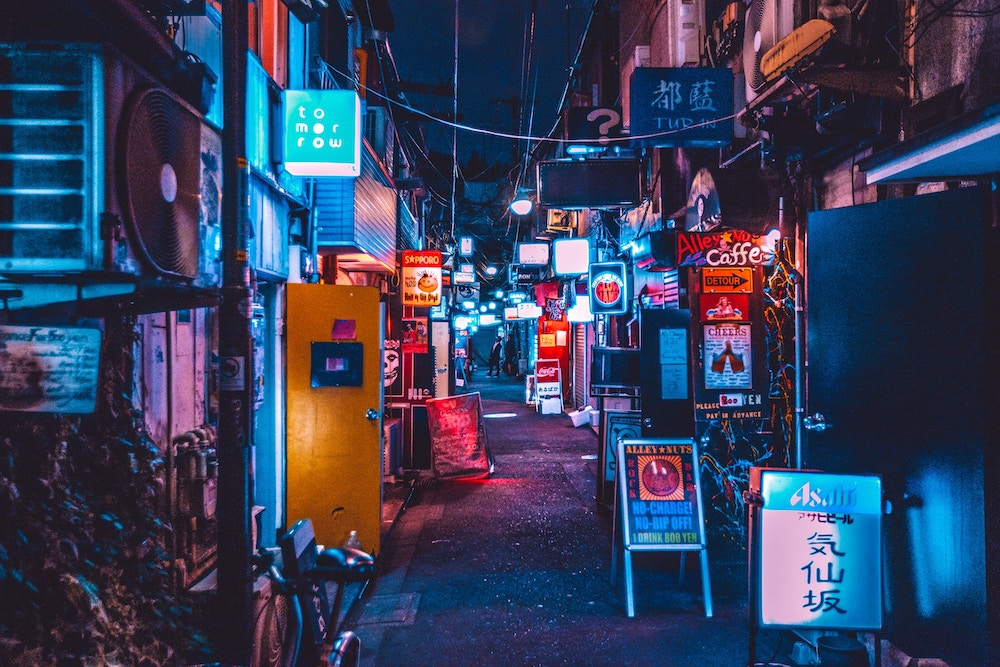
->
[251,576,300,667]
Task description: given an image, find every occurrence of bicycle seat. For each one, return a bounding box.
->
[313,546,376,582]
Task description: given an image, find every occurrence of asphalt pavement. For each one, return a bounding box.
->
[341,371,793,667]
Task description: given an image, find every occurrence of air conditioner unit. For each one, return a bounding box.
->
[652,0,704,68]
[364,105,395,174]
[620,45,650,132]
[0,43,221,288]
[742,0,794,103]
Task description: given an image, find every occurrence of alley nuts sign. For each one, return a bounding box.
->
[402,250,442,307]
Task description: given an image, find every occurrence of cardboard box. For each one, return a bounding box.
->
[568,406,593,427]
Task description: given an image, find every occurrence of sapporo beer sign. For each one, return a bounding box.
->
[402,250,442,307]
[589,261,629,315]
[677,230,777,267]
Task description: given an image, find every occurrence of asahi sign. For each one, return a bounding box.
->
[753,469,883,631]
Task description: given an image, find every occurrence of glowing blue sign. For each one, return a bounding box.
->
[282,90,361,177]
[755,469,883,631]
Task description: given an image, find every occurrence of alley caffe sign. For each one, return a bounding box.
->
[677,230,778,267]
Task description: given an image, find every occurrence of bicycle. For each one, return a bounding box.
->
[251,518,376,667]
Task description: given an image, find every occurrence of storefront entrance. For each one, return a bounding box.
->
[805,185,988,664]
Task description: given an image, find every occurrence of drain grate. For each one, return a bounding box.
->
[356,592,420,625]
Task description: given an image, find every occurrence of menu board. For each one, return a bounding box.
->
[614,437,713,618]
[617,438,705,550]
[0,325,101,414]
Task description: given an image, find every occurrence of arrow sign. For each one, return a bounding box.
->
[701,268,753,293]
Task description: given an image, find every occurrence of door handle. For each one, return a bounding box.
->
[803,412,832,431]
[365,408,380,421]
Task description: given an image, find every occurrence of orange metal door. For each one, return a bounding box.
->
[285,284,383,554]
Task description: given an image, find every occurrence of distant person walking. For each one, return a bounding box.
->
[503,335,517,376]
[488,334,503,377]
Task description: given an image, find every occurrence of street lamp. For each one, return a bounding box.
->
[509,188,534,216]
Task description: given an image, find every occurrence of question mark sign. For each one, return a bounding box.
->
[586,108,621,145]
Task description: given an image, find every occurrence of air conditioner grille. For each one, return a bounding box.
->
[119,87,202,279]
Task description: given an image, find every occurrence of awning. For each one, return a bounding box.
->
[863,103,1000,184]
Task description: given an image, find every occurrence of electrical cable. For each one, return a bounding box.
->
[322,60,741,146]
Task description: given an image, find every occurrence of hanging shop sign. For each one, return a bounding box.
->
[401,250,443,307]
[750,468,883,631]
[677,230,777,267]
[282,89,361,177]
[0,325,101,414]
[566,106,624,150]
[629,67,734,148]
[588,261,630,315]
[614,437,712,618]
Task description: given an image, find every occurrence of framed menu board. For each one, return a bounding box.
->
[612,437,712,617]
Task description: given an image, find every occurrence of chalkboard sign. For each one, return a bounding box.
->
[613,437,712,617]
[0,325,101,414]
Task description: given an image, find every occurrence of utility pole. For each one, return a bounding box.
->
[217,1,253,663]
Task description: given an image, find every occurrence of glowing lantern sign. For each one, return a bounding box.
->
[588,261,630,315]
[402,250,442,307]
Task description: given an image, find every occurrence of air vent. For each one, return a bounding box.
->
[118,86,202,280]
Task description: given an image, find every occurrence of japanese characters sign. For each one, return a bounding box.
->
[617,438,706,550]
[629,67,733,147]
[754,469,883,631]
[402,250,442,307]
[534,358,562,398]
[282,89,361,177]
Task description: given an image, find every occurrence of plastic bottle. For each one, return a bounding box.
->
[344,530,361,549]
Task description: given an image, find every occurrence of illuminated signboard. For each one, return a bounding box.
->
[553,238,591,276]
[677,230,779,267]
[753,469,883,631]
[516,242,550,267]
[629,67,734,148]
[282,89,361,177]
[401,250,442,307]
[588,261,630,315]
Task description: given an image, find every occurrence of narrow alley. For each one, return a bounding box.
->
[343,373,771,667]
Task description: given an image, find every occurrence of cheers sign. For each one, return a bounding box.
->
[677,230,777,267]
